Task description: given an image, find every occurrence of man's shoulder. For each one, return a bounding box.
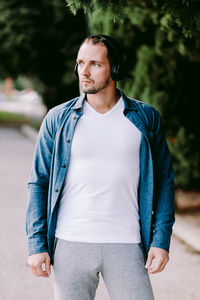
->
[44,96,79,123]
[128,96,159,117]
[128,96,157,113]
[40,96,79,135]
[126,95,161,132]
[49,96,79,115]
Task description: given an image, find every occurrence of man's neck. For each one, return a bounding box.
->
[86,87,120,114]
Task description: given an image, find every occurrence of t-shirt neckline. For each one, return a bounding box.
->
[84,97,122,117]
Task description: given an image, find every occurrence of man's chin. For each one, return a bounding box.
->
[81,87,98,94]
[80,78,110,94]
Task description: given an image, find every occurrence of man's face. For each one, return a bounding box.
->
[76,41,112,94]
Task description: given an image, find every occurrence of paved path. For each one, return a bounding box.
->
[0,126,109,300]
[1,127,200,300]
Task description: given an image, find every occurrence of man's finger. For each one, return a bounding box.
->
[36,268,49,277]
[45,257,51,276]
[30,265,38,276]
[145,253,153,269]
[31,264,46,277]
[148,257,168,274]
[159,258,168,272]
[42,271,49,278]
[35,262,45,277]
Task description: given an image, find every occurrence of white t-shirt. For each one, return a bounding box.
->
[55,96,142,243]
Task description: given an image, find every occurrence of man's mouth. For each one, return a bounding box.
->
[81,79,93,84]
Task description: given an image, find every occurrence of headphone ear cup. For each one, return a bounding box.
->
[111,64,120,81]
[74,63,78,76]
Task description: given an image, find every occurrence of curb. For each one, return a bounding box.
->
[173,214,200,252]
[20,125,38,143]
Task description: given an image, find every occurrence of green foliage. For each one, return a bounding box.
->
[122,45,169,114]
[67,1,200,189]
[168,127,200,189]
[66,0,92,15]
[66,0,125,21]
[66,0,200,37]
[153,0,200,38]
[0,0,88,109]
[14,76,45,96]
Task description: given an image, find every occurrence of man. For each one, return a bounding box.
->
[26,34,175,300]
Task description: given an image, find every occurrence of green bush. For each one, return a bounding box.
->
[168,127,200,190]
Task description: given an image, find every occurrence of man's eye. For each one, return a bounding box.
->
[93,62,100,67]
[78,62,83,66]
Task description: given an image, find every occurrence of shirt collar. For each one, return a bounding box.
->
[70,88,138,112]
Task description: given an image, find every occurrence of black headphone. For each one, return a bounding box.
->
[74,34,123,81]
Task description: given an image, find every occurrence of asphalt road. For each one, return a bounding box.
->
[1,126,200,300]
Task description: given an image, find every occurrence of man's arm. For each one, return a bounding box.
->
[147,109,175,273]
[26,109,55,274]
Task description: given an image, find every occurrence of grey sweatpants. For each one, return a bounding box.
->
[53,238,154,300]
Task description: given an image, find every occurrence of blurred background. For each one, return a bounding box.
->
[0,0,200,299]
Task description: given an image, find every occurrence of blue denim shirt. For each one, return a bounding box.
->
[26,88,175,262]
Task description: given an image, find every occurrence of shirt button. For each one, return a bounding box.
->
[55,189,59,192]
[62,164,66,168]
[73,116,76,120]
[67,139,70,143]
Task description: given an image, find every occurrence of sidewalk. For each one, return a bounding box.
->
[0,126,54,300]
[0,126,110,300]
[173,212,200,252]
[21,125,200,255]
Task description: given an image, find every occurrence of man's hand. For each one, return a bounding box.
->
[145,247,169,274]
[28,252,51,277]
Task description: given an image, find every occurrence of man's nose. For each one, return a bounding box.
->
[80,64,90,76]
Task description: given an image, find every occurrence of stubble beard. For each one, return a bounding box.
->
[80,76,110,94]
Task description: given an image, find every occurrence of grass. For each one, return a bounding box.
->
[0,111,42,130]
[0,111,30,123]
